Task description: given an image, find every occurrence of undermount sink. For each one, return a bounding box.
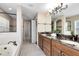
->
[60,40,79,46]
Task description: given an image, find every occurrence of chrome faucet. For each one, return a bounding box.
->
[8,41,17,46]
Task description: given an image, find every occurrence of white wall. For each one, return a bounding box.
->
[0,32,17,44]
[31,20,37,43]
[16,5,23,45]
[37,11,51,32]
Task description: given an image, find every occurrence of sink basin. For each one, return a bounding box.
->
[60,40,79,50]
[60,40,79,46]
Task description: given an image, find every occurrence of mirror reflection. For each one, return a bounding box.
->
[0,10,16,32]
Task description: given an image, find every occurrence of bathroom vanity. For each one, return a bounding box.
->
[38,33,79,56]
[38,34,52,56]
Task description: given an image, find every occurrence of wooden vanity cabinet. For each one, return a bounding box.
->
[42,37,52,56]
[38,34,79,56]
[38,34,43,50]
[38,34,52,56]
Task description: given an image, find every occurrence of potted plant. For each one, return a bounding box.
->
[71,31,74,35]
[56,29,61,34]
[71,31,75,41]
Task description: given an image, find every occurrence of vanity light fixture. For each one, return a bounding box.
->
[49,3,68,15]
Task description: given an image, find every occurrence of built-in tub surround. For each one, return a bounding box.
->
[0,43,17,56]
[0,32,21,56]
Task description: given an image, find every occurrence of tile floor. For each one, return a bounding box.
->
[20,41,45,56]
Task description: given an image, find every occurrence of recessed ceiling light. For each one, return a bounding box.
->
[9,8,12,10]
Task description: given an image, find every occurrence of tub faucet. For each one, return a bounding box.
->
[8,41,17,46]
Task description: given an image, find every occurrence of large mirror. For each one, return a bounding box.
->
[56,19,62,33]
[0,10,16,32]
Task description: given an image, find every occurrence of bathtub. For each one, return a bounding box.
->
[0,44,17,56]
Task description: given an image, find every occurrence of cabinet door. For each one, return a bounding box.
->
[62,52,69,56]
[38,35,43,49]
[42,37,52,56]
[53,47,61,56]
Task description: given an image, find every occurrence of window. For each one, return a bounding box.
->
[67,21,71,31]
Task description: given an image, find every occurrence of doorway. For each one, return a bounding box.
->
[23,20,31,42]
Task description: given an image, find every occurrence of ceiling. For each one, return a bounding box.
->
[63,3,79,17]
[55,3,79,17]
[0,3,47,20]
[0,3,79,20]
